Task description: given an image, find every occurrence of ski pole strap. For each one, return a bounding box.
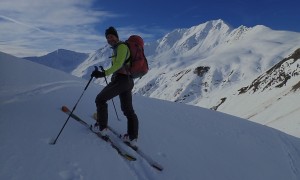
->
[99,66,105,72]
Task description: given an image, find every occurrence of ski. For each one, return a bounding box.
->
[92,113,163,171]
[108,126,164,171]
[61,106,136,161]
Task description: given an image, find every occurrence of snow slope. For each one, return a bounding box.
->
[1,51,300,180]
[217,49,300,137]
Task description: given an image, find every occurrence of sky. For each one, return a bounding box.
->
[0,0,299,57]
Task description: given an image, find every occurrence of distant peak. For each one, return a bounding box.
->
[201,19,231,27]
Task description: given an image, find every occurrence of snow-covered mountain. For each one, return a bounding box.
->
[217,48,300,137]
[70,19,300,137]
[24,49,88,73]
[71,45,112,79]
[2,51,300,180]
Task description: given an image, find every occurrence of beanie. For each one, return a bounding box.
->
[105,26,119,39]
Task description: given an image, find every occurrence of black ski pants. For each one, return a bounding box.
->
[95,74,139,140]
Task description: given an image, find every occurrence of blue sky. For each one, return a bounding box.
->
[99,0,299,31]
[0,0,299,57]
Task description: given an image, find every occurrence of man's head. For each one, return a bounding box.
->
[105,26,119,46]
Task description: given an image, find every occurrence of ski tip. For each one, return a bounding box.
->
[61,106,69,112]
[152,164,163,171]
[125,155,137,161]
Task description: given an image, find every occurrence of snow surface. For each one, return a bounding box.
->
[1,51,300,180]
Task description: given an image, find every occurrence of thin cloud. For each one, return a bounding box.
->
[0,0,116,57]
[0,15,52,34]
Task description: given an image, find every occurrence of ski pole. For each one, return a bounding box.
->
[49,68,95,145]
[99,66,121,121]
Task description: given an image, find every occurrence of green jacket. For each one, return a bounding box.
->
[105,43,130,76]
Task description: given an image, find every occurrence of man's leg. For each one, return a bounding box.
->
[119,90,139,140]
[95,80,121,130]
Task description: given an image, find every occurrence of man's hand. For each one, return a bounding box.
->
[91,69,105,78]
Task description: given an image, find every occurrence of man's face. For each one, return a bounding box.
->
[106,34,118,46]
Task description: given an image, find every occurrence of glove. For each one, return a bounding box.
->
[91,69,105,78]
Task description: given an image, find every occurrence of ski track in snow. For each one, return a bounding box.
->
[277,133,300,178]
[244,87,292,121]
[125,159,157,180]
[59,162,84,180]
[0,80,81,105]
[107,132,158,180]
[56,108,160,180]
[265,106,300,125]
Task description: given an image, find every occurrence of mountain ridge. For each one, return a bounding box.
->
[19,19,300,137]
[24,49,88,73]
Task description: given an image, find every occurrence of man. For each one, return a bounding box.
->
[91,26,139,147]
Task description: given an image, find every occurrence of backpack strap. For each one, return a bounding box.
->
[114,41,130,63]
[105,42,130,76]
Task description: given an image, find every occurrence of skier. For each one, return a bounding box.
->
[91,26,139,147]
